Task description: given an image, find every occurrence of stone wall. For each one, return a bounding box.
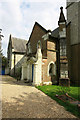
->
[21,61,28,81]
[15,54,24,66]
[42,59,48,83]
[67,2,78,45]
[67,2,80,85]
[11,54,14,69]
[70,44,80,85]
[10,54,25,78]
[8,45,12,74]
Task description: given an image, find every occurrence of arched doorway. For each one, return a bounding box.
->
[48,62,57,84]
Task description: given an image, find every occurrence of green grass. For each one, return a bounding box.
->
[37,85,80,118]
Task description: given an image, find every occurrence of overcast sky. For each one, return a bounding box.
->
[0,0,66,57]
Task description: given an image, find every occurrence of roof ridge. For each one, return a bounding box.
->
[12,37,27,41]
[35,21,47,32]
[28,21,47,42]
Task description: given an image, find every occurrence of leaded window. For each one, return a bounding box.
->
[60,39,66,56]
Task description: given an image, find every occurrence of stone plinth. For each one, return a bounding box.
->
[59,78,70,87]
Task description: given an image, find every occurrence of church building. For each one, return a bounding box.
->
[21,7,68,86]
[7,35,27,77]
[7,1,80,86]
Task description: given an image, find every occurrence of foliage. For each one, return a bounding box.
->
[37,85,80,118]
[15,67,22,80]
[0,49,3,56]
[0,46,7,67]
[2,56,8,67]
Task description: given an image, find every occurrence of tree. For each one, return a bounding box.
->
[0,29,4,57]
[0,49,3,56]
[2,56,8,67]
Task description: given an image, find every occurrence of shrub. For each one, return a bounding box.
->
[15,67,22,80]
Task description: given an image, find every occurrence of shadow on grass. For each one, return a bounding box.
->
[37,86,80,118]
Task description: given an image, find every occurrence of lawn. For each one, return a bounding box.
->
[37,85,80,118]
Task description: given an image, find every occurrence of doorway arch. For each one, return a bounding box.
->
[48,61,56,76]
[48,61,56,84]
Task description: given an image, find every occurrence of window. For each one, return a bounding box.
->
[48,61,56,76]
[60,39,66,56]
[49,63,54,76]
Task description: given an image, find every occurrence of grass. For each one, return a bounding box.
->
[37,85,80,118]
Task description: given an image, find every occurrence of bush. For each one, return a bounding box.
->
[15,67,22,80]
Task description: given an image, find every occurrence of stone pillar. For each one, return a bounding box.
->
[29,64,32,82]
[33,63,38,85]
[58,7,70,86]
[27,64,29,81]
[26,64,28,81]
[21,64,27,80]
[33,62,42,86]
[32,41,42,86]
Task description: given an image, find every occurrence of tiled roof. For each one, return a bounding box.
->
[58,7,66,24]
[11,37,27,53]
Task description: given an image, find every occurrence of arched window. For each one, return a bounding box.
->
[49,63,54,76]
[48,61,56,76]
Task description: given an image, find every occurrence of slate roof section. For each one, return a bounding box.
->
[11,37,27,53]
[51,27,59,38]
[58,7,66,24]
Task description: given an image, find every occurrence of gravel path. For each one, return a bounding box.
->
[1,75,77,118]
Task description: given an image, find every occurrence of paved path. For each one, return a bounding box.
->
[1,75,77,118]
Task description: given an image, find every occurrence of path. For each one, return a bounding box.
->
[1,75,77,118]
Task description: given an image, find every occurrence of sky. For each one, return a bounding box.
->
[0,0,66,57]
